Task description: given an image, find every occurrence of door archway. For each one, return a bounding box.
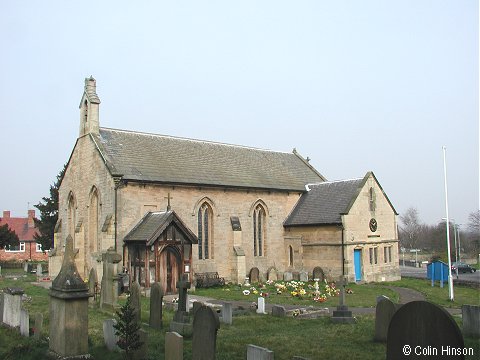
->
[159,246,181,294]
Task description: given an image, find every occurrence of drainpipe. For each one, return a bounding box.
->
[341,225,345,278]
[113,177,122,255]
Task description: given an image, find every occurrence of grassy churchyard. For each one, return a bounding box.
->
[0,269,479,360]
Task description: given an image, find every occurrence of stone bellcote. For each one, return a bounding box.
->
[79,76,101,137]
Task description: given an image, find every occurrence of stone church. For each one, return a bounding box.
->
[49,77,400,292]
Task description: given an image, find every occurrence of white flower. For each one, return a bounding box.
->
[243,290,250,296]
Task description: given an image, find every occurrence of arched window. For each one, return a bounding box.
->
[67,193,76,246]
[88,188,99,252]
[197,203,213,259]
[253,204,266,256]
[288,245,294,267]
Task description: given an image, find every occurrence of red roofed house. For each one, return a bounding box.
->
[0,210,48,262]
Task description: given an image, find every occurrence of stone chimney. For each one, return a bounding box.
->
[79,76,101,137]
[28,210,35,228]
[3,210,10,219]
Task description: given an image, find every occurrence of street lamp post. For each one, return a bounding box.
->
[442,146,454,301]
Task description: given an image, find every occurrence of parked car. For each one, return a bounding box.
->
[451,262,477,273]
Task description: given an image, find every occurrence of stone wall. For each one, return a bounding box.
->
[51,135,116,278]
[118,182,302,282]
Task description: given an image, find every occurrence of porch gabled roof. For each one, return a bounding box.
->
[123,210,198,246]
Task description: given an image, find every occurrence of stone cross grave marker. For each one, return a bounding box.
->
[462,304,480,338]
[192,305,220,360]
[130,281,142,324]
[374,297,397,342]
[170,274,192,336]
[165,331,184,360]
[174,274,190,322]
[331,276,355,324]
[149,282,164,329]
[386,301,465,359]
[246,344,274,360]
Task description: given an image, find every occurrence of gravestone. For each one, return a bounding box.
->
[0,292,3,324]
[2,287,24,328]
[331,277,355,324]
[246,344,274,360]
[132,328,148,360]
[283,272,293,281]
[299,271,308,282]
[462,304,480,338]
[34,313,43,340]
[312,267,325,281]
[271,305,286,317]
[130,281,141,324]
[88,267,98,306]
[292,271,300,281]
[24,262,28,272]
[49,235,91,358]
[100,248,122,310]
[374,297,397,342]
[165,331,183,360]
[257,297,266,314]
[103,319,120,351]
[192,301,203,315]
[267,268,277,281]
[249,267,260,283]
[170,274,192,336]
[36,263,43,277]
[221,302,232,325]
[192,305,220,360]
[20,308,29,337]
[149,282,164,329]
[386,301,465,359]
[0,265,2,276]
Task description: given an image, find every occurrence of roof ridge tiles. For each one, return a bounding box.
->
[100,126,292,154]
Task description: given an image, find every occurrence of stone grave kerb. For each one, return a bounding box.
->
[49,235,91,358]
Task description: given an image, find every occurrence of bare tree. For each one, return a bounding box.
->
[399,207,422,250]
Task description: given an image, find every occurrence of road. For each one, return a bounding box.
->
[401,265,480,285]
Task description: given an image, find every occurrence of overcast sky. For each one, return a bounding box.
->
[0,1,478,228]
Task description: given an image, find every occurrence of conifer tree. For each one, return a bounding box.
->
[114,294,143,360]
[0,223,19,249]
[34,164,66,251]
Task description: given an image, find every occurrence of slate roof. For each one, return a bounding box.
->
[124,210,198,246]
[283,177,365,226]
[93,127,325,191]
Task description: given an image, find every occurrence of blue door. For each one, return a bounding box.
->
[354,249,362,281]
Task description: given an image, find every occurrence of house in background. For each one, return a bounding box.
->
[0,210,47,262]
